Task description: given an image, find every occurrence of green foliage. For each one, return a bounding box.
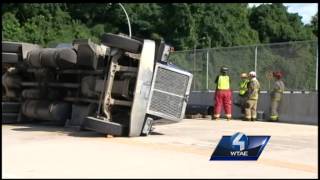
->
[2,3,317,91]
[307,13,318,37]
[249,3,316,43]
[2,3,317,49]
[194,4,260,48]
[2,3,95,46]
[2,12,24,41]
[311,13,318,36]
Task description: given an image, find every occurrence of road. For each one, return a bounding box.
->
[2,119,318,178]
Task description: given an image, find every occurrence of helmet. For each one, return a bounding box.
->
[220,67,228,73]
[240,73,248,78]
[273,71,283,79]
[249,71,256,77]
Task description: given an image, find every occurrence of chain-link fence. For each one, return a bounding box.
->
[169,40,318,91]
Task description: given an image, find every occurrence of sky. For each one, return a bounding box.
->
[248,3,318,24]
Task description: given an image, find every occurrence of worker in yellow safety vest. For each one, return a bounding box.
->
[238,73,250,115]
[212,67,232,120]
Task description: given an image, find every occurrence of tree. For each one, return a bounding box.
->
[2,12,24,41]
[2,3,317,49]
[249,3,316,43]
[2,3,95,46]
[195,3,260,48]
[309,13,318,37]
[156,3,197,50]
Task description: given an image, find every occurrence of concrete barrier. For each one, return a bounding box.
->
[188,91,318,125]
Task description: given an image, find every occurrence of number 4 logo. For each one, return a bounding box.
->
[231,132,248,151]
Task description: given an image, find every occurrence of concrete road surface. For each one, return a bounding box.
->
[2,119,318,178]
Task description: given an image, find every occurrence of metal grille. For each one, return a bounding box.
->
[149,91,183,118]
[148,65,191,120]
[154,67,189,95]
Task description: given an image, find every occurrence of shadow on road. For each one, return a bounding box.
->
[10,123,105,138]
[9,123,165,137]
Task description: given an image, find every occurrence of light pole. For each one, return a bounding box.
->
[118,3,132,38]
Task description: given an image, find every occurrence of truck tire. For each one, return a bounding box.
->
[57,48,77,68]
[2,102,21,113]
[27,48,76,69]
[2,53,21,63]
[22,89,42,99]
[26,49,42,67]
[2,113,19,124]
[2,42,22,53]
[101,33,142,54]
[21,100,71,122]
[40,48,59,68]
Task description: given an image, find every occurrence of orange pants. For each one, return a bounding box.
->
[213,90,232,118]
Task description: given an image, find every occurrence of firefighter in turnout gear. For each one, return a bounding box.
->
[270,71,285,121]
[212,67,232,120]
[238,73,249,115]
[244,71,260,121]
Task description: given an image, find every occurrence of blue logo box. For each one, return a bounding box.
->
[210,132,270,160]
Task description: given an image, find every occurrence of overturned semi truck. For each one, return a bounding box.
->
[2,33,193,136]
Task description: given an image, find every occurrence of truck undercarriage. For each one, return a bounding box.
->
[2,33,193,137]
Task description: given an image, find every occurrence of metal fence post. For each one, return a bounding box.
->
[255,46,258,76]
[206,49,209,90]
[316,43,318,91]
[193,45,196,90]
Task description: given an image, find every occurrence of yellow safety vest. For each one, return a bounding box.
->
[217,75,230,90]
[239,79,249,95]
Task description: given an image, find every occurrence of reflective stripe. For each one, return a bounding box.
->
[214,114,220,118]
[226,114,232,117]
[248,78,260,100]
[239,80,249,95]
[270,115,278,120]
[239,90,246,95]
[217,75,230,90]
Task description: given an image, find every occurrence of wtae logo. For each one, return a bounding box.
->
[230,132,249,156]
[210,132,270,160]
